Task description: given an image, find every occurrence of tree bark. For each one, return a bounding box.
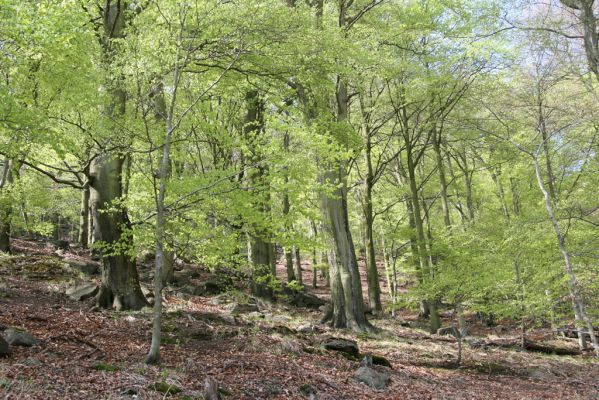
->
[534,156,599,355]
[244,90,275,298]
[78,186,90,248]
[363,128,383,315]
[93,0,147,311]
[0,158,14,253]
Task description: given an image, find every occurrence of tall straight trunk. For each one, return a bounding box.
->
[282,133,296,282]
[491,168,510,220]
[406,141,440,333]
[0,158,14,253]
[151,81,176,286]
[534,156,599,355]
[433,129,451,227]
[287,0,371,331]
[394,164,427,317]
[78,186,90,248]
[244,90,274,298]
[363,131,383,315]
[318,71,372,332]
[93,1,146,311]
[294,246,303,285]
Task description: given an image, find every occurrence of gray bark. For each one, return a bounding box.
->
[93,0,146,311]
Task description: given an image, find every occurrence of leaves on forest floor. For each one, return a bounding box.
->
[1,247,598,399]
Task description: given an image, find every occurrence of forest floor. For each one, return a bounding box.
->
[1,239,598,400]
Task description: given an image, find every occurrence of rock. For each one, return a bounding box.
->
[4,328,38,347]
[282,287,326,309]
[141,285,154,298]
[323,337,359,356]
[280,338,303,354]
[52,239,70,251]
[204,274,233,295]
[354,364,390,390]
[173,270,193,287]
[297,324,314,334]
[247,311,264,319]
[180,284,206,296]
[264,314,292,323]
[371,354,392,368]
[0,336,9,357]
[226,302,259,315]
[64,259,100,275]
[437,326,460,337]
[66,283,99,301]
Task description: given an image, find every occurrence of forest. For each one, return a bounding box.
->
[1,0,599,399]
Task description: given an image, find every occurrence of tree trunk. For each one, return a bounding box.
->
[294,246,303,285]
[0,158,14,253]
[534,156,599,355]
[94,1,146,311]
[244,90,274,298]
[406,140,440,333]
[319,73,372,332]
[363,132,383,315]
[78,186,90,248]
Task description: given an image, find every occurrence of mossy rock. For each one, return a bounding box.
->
[150,382,183,395]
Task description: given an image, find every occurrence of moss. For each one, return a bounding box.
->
[162,336,180,345]
[91,362,119,372]
[150,382,183,395]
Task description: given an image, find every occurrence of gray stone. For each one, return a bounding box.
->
[353,366,390,390]
[266,314,292,323]
[0,336,9,357]
[64,259,100,275]
[227,302,259,315]
[141,285,154,298]
[280,338,303,354]
[180,284,206,296]
[66,283,99,301]
[4,328,38,347]
[297,324,314,334]
[323,337,359,356]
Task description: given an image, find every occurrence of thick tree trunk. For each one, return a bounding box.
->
[319,73,372,332]
[244,90,275,298]
[91,155,147,311]
[94,1,146,311]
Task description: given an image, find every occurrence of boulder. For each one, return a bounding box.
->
[173,270,193,287]
[323,337,359,356]
[204,275,232,295]
[226,302,259,315]
[4,328,38,347]
[0,336,9,357]
[354,355,390,390]
[66,283,99,301]
[282,287,326,309]
[141,285,154,299]
[180,284,206,296]
[64,259,100,275]
[280,338,303,354]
